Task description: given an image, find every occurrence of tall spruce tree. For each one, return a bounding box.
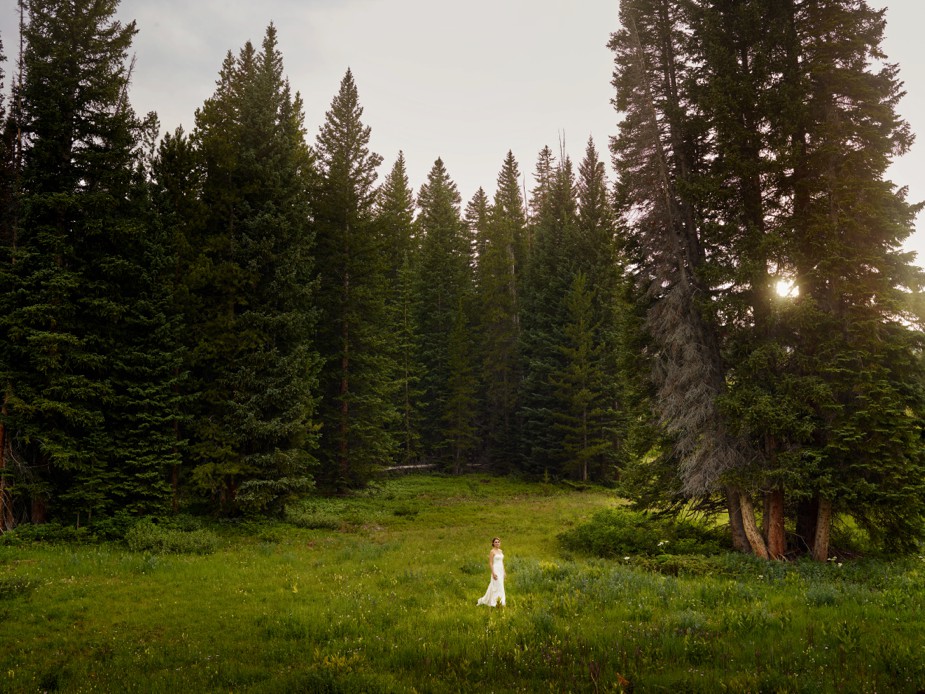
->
[313,69,397,489]
[168,25,320,514]
[414,158,475,466]
[775,0,925,556]
[376,152,423,466]
[475,152,527,470]
[0,35,17,530]
[612,0,925,558]
[1,0,180,523]
[519,154,580,476]
[552,272,612,482]
[610,0,767,555]
[466,187,490,267]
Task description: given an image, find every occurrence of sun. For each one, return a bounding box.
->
[775,279,798,298]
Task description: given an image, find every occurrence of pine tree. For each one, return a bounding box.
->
[466,187,490,267]
[775,0,925,556]
[168,25,320,514]
[443,298,479,474]
[611,0,925,558]
[519,154,579,476]
[376,153,423,466]
[552,273,612,482]
[1,0,180,523]
[414,158,475,466]
[610,0,767,555]
[313,69,397,490]
[0,35,18,530]
[475,152,527,470]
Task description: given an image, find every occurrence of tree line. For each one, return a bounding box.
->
[1,0,923,560]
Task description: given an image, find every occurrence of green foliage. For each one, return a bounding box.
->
[312,69,397,490]
[1,0,180,520]
[414,158,475,467]
[124,518,219,554]
[165,25,320,513]
[474,152,527,470]
[559,507,729,558]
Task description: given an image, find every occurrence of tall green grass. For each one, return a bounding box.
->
[0,475,923,692]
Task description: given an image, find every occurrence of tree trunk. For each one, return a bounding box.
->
[812,497,833,562]
[31,496,47,524]
[726,486,749,552]
[737,489,769,559]
[765,488,787,559]
[0,395,11,532]
[795,497,818,555]
[171,463,179,514]
[339,269,351,487]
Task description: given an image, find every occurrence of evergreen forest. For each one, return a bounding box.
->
[1,0,924,563]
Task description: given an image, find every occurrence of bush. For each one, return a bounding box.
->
[124,519,219,555]
[558,507,728,559]
[0,522,91,546]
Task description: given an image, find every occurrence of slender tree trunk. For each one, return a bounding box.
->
[737,489,770,559]
[726,486,750,552]
[812,497,833,561]
[0,396,12,532]
[31,496,47,524]
[339,262,351,486]
[765,488,786,559]
[795,496,818,555]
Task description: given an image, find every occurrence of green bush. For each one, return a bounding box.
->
[286,506,345,530]
[0,521,91,546]
[124,519,219,555]
[558,507,728,559]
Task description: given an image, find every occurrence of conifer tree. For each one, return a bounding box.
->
[443,298,479,474]
[466,187,490,266]
[610,0,766,554]
[475,152,527,470]
[775,0,925,556]
[552,273,612,482]
[1,0,180,522]
[376,153,422,466]
[414,158,475,466]
[611,0,925,558]
[168,25,320,513]
[0,36,17,530]
[313,69,397,489]
[519,155,579,476]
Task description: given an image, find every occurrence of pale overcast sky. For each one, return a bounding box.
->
[2,1,923,262]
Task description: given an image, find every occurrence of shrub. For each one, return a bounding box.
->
[0,522,91,546]
[558,507,728,559]
[124,519,219,555]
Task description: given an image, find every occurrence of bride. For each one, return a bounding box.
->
[476,537,506,607]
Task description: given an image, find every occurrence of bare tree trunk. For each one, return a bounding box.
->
[171,462,179,514]
[0,414,12,531]
[339,269,351,487]
[738,490,769,559]
[795,497,818,555]
[765,488,787,559]
[812,497,833,561]
[726,486,749,552]
[31,496,47,524]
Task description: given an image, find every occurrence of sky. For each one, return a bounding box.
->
[1,1,924,263]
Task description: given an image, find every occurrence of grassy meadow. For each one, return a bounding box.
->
[1,475,924,692]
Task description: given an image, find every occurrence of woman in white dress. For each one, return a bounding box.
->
[477,537,506,607]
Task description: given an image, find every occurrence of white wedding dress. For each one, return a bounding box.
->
[477,550,506,607]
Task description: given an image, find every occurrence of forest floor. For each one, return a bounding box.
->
[0,474,924,692]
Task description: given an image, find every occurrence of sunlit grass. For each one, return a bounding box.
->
[1,474,923,692]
